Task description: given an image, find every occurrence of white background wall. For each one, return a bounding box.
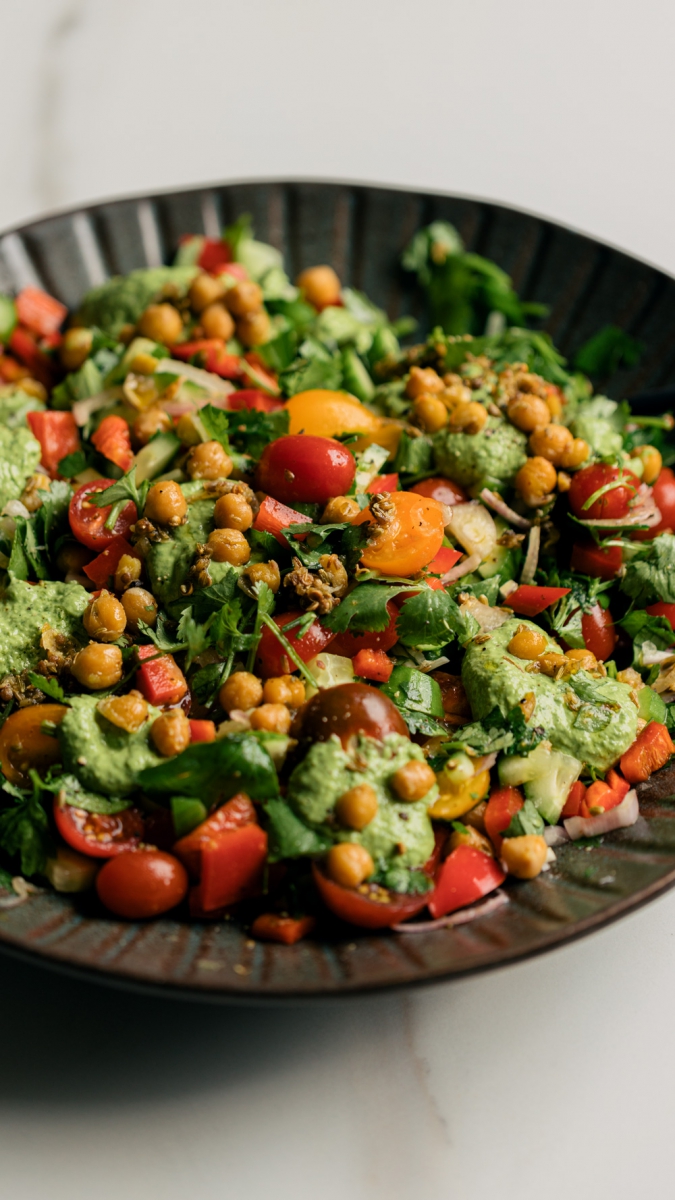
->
[2,3,675,1199]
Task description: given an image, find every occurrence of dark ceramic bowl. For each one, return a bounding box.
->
[2,180,675,1002]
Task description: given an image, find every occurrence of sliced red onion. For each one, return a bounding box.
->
[391,889,508,933]
[564,788,639,839]
[544,825,570,848]
[441,552,481,583]
[480,488,531,529]
[520,524,541,585]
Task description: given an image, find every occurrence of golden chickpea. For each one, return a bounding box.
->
[242,560,281,593]
[566,647,598,671]
[71,643,123,690]
[449,825,493,855]
[335,784,379,831]
[296,265,341,310]
[322,495,361,523]
[151,708,191,757]
[224,280,264,317]
[507,625,548,660]
[144,480,188,526]
[132,405,172,448]
[326,843,374,888]
[214,492,253,531]
[507,394,551,432]
[113,553,142,593]
[501,834,548,879]
[544,385,564,420]
[447,400,488,434]
[189,272,225,313]
[83,590,127,643]
[537,651,568,677]
[441,382,473,410]
[236,310,271,347]
[559,438,590,470]
[413,394,448,433]
[97,690,148,733]
[121,587,158,630]
[219,671,263,713]
[528,422,574,466]
[207,527,250,565]
[557,470,572,493]
[249,703,292,734]
[262,675,306,707]
[406,366,444,399]
[200,302,235,341]
[186,440,233,481]
[138,303,183,346]
[515,456,557,506]
[635,444,662,485]
[391,759,436,802]
[56,541,93,576]
[60,327,93,371]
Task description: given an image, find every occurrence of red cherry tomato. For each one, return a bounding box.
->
[581,604,617,661]
[645,602,675,632]
[301,682,408,748]
[329,601,399,656]
[409,476,468,506]
[568,463,639,520]
[54,797,145,859]
[634,467,675,541]
[256,434,355,505]
[311,862,429,928]
[68,480,137,550]
[570,541,622,580]
[96,850,188,918]
[255,611,336,678]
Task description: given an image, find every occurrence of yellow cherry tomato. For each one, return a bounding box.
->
[285,389,401,454]
[355,490,445,576]
[0,704,68,785]
[427,769,491,821]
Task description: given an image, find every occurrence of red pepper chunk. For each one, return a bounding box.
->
[620,722,675,784]
[136,645,187,707]
[173,793,257,879]
[506,585,571,617]
[26,410,80,477]
[15,287,67,337]
[352,648,394,682]
[190,824,268,913]
[428,845,505,919]
[228,389,285,413]
[253,495,309,545]
[189,719,216,744]
[251,913,316,945]
[197,238,232,272]
[83,536,138,587]
[91,414,133,471]
[561,780,586,818]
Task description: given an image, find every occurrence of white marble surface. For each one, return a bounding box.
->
[2,2,675,1197]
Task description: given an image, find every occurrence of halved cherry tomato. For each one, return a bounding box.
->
[301,682,408,747]
[190,824,268,912]
[329,601,399,656]
[136,646,188,706]
[620,722,675,784]
[581,603,617,661]
[484,786,524,854]
[569,463,639,521]
[355,490,445,576]
[228,389,285,413]
[256,434,355,506]
[83,536,139,587]
[562,780,586,818]
[507,585,571,617]
[189,719,216,743]
[634,467,675,541]
[173,793,256,878]
[646,601,675,632]
[96,850,188,918]
[91,414,133,471]
[69,479,137,550]
[15,287,67,337]
[0,704,67,785]
[253,495,309,545]
[255,611,335,677]
[250,913,316,944]
[428,845,505,919]
[352,648,394,682]
[285,389,382,442]
[26,410,80,477]
[366,473,399,493]
[311,861,429,928]
[54,796,145,859]
[409,476,468,506]
[570,541,622,580]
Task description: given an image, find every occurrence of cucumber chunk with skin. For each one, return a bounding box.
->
[134,431,181,483]
[498,741,582,823]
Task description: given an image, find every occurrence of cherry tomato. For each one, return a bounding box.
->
[409,476,468,506]
[354,491,445,577]
[634,467,675,540]
[568,463,639,521]
[286,389,381,442]
[54,797,145,859]
[255,611,336,678]
[301,682,408,748]
[0,704,67,785]
[96,850,188,918]
[256,434,355,505]
[645,602,675,632]
[570,541,622,580]
[311,862,429,928]
[329,601,399,656]
[581,603,617,661]
[69,480,137,550]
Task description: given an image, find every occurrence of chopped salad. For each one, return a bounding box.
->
[0,213,673,942]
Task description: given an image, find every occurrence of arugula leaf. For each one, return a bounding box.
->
[457,705,546,758]
[0,776,52,876]
[138,732,279,804]
[27,673,68,703]
[504,799,545,838]
[574,325,643,377]
[620,535,675,606]
[396,591,479,652]
[50,774,131,815]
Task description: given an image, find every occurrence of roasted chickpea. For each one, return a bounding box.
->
[121,587,158,630]
[113,553,141,593]
[97,690,148,733]
[507,624,548,660]
[189,272,225,313]
[83,590,127,642]
[186,440,233,481]
[326,843,374,888]
[446,400,488,434]
[296,265,341,310]
[559,437,590,470]
[449,825,493,855]
[56,541,93,576]
[322,495,361,523]
[537,651,568,677]
[144,480,188,526]
[132,405,172,448]
[236,310,271,347]
[213,492,254,531]
[200,302,235,341]
[225,280,264,317]
[71,643,123,690]
[249,703,292,734]
[138,303,183,345]
[60,327,93,371]
[501,834,548,879]
[635,444,662,485]
[528,422,574,466]
[566,647,598,671]
[335,783,379,831]
[390,759,436,802]
[507,394,551,432]
[262,675,306,707]
[441,382,472,410]
[151,708,191,757]
[515,456,557,506]
[242,560,281,593]
[406,366,444,399]
[207,527,250,565]
[413,394,448,433]
[219,671,263,713]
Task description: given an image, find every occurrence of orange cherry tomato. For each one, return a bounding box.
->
[0,704,68,785]
[285,389,401,454]
[354,490,445,576]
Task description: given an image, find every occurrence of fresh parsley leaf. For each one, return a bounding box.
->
[504,799,545,838]
[619,609,674,672]
[27,673,68,703]
[226,407,289,461]
[139,732,279,804]
[620,535,675,606]
[176,607,213,668]
[191,661,228,707]
[544,571,613,649]
[284,520,369,573]
[137,611,185,652]
[198,404,232,452]
[89,466,148,519]
[396,590,479,652]
[189,570,240,620]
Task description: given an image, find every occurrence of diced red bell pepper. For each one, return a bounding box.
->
[170,339,242,379]
[570,542,622,580]
[189,719,216,743]
[136,645,188,706]
[562,780,586,818]
[15,287,67,337]
[484,786,524,854]
[228,389,285,413]
[352,648,394,682]
[620,722,675,784]
[174,793,257,879]
[197,238,232,273]
[9,327,54,386]
[26,410,80,477]
[366,473,399,493]
[428,845,505,919]
[83,536,138,587]
[606,768,630,802]
[190,824,268,912]
[581,779,625,818]
[250,913,316,944]
[253,494,309,545]
[91,414,134,471]
[506,585,572,618]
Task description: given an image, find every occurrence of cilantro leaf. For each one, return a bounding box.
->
[190,571,239,620]
[191,661,227,707]
[619,609,674,672]
[322,583,408,634]
[396,590,479,652]
[57,449,90,478]
[284,520,369,573]
[27,673,68,703]
[198,404,232,451]
[504,799,545,838]
[226,406,289,461]
[544,571,613,649]
[456,705,546,758]
[139,732,279,804]
[0,777,53,877]
[393,431,433,478]
[137,611,186,652]
[89,466,148,519]
[176,607,213,668]
[620,535,675,606]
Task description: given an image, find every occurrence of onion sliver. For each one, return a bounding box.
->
[480,487,531,529]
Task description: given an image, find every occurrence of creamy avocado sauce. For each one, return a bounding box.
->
[462,618,638,770]
[0,577,88,676]
[432,415,527,490]
[0,424,42,510]
[59,694,164,796]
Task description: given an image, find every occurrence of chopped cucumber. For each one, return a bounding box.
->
[134,432,181,483]
[638,686,667,724]
[0,295,17,343]
[498,741,582,823]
